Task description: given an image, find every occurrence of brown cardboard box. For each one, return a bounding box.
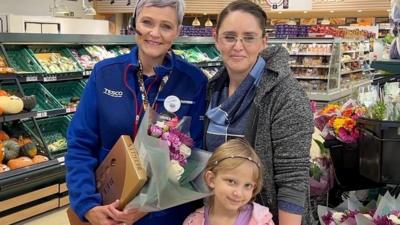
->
[67,135,147,225]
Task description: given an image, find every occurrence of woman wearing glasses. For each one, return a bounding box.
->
[66,0,207,224]
[204,1,314,224]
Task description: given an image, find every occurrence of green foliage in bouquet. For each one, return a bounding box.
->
[314,139,329,156]
[310,162,323,181]
[371,100,387,120]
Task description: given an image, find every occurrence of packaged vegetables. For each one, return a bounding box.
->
[36,53,80,74]
[0,56,16,74]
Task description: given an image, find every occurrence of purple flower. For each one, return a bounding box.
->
[177,154,187,166]
[339,210,358,224]
[321,211,334,225]
[161,132,170,141]
[149,124,163,138]
[374,215,393,225]
[338,127,356,143]
[170,128,193,147]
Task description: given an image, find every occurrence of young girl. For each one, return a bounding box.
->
[184,139,274,225]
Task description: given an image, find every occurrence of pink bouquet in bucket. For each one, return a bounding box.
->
[318,192,400,225]
[314,99,366,143]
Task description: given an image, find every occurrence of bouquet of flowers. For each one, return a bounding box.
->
[309,137,335,197]
[318,191,400,225]
[125,108,212,211]
[314,99,366,143]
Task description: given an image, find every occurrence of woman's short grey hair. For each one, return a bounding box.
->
[135,0,185,26]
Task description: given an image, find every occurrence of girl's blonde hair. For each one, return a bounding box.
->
[204,138,263,197]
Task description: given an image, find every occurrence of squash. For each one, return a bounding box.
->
[7,156,33,169]
[3,139,20,161]
[22,95,37,111]
[0,130,10,142]
[0,90,8,96]
[0,164,10,173]
[20,143,37,158]
[32,155,49,164]
[0,95,24,114]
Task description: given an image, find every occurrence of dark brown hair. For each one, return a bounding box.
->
[216,0,267,36]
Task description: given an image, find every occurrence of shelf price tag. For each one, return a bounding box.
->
[66,107,76,113]
[44,76,57,82]
[26,76,38,82]
[36,111,48,118]
[84,70,92,76]
[57,156,65,163]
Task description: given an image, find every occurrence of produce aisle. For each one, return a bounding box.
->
[0,33,222,224]
[0,32,397,224]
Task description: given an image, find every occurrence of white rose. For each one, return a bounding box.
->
[156,121,169,131]
[362,214,373,220]
[179,144,191,158]
[168,160,184,182]
[388,215,400,224]
[332,212,345,223]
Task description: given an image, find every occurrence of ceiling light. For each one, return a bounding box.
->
[205,17,213,27]
[192,17,200,27]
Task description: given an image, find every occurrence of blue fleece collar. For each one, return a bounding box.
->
[128,46,175,78]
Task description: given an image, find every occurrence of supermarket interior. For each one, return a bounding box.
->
[0,0,400,224]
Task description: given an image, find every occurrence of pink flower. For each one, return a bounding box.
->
[166,117,179,129]
[149,124,163,138]
[310,101,318,113]
[337,127,356,143]
[170,128,193,147]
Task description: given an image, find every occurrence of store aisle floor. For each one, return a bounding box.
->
[15,206,70,225]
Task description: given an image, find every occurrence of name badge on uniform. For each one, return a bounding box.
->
[164,95,181,113]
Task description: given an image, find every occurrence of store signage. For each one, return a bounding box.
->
[269,0,312,11]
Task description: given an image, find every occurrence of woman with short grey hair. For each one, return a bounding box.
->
[66,0,207,224]
[135,0,185,26]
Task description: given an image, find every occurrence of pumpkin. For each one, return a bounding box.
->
[0,164,10,173]
[20,142,37,158]
[18,136,32,146]
[0,90,8,96]
[32,155,49,164]
[0,131,9,142]
[22,95,37,111]
[7,156,33,169]
[3,139,20,161]
[0,95,24,114]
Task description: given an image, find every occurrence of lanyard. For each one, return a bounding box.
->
[136,60,169,111]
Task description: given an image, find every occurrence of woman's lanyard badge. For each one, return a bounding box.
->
[136,62,181,114]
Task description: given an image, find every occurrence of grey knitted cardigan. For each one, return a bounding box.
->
[205,45,314,225]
